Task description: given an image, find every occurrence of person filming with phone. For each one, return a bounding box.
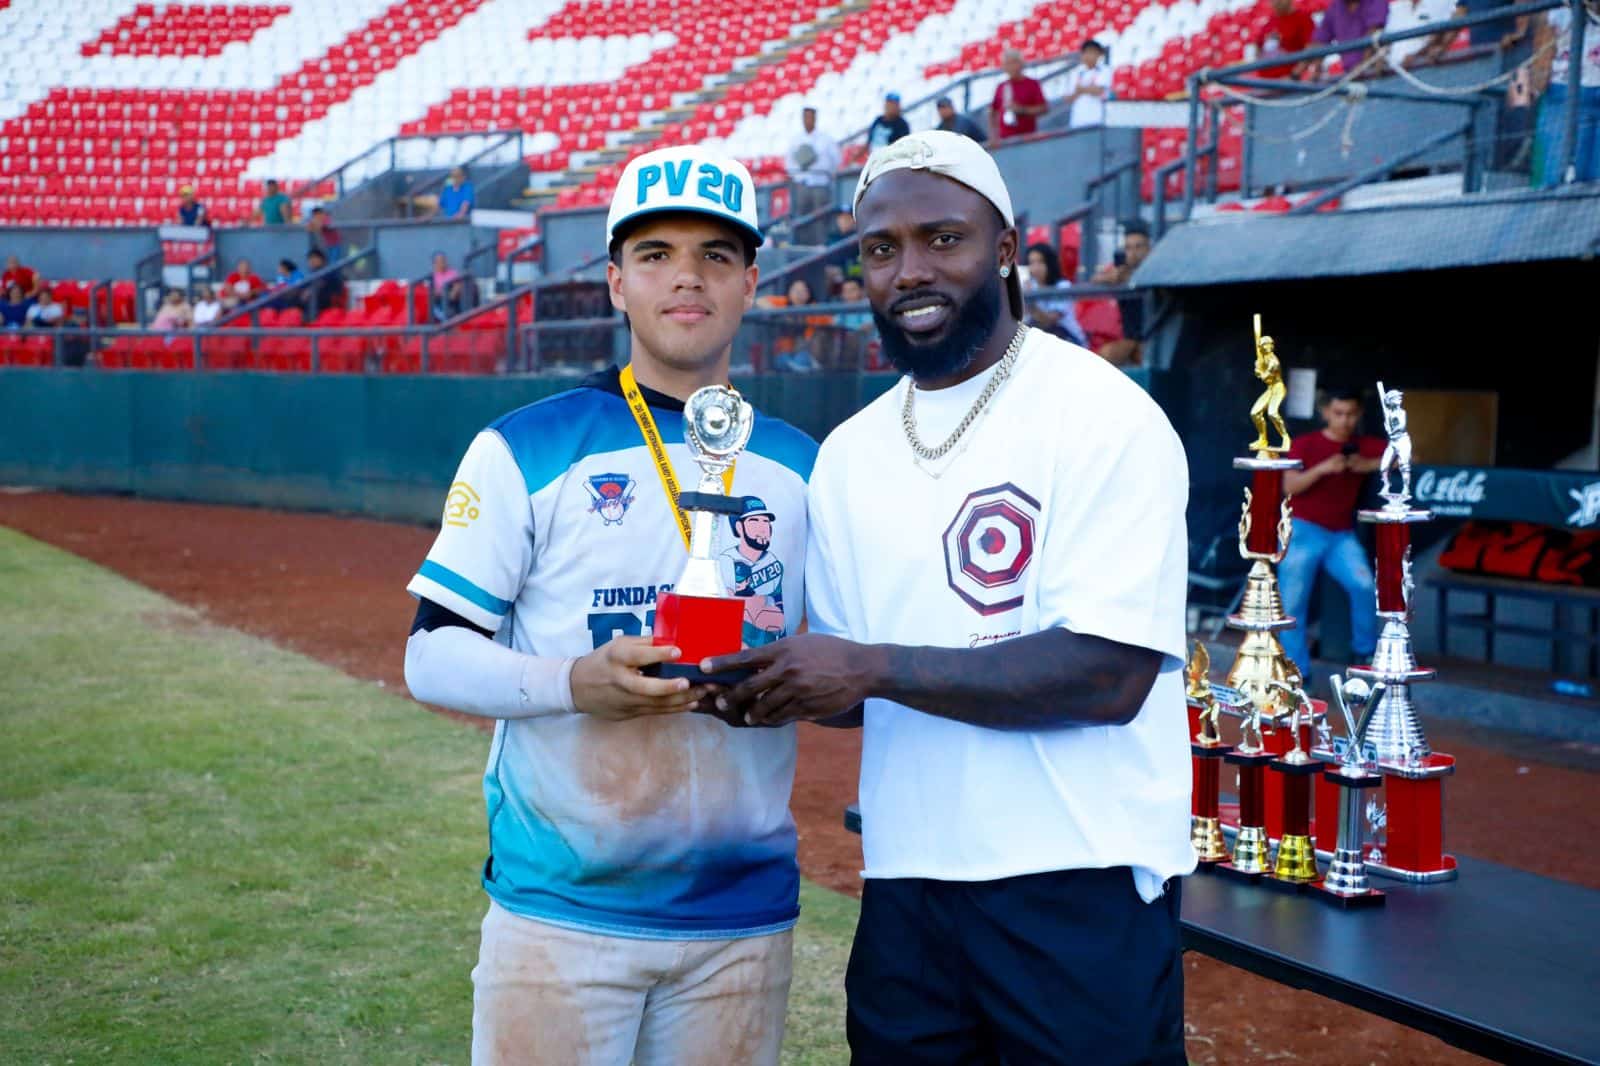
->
[1277,384,1386,677]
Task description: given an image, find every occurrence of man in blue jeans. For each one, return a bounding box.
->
[1279,385,1385,675]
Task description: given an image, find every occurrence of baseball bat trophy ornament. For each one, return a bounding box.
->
[649,385,754,682]
[1313,674,1388,907]
[1186,642,1234,865]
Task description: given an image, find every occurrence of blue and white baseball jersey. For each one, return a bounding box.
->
[407,368,817,940]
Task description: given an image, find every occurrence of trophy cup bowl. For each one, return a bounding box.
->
[648,386,756,684]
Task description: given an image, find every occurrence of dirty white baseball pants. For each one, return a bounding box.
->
[471,901,793,1066]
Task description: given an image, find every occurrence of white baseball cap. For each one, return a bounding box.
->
[852,130,1022,317]
[607,146,763,255]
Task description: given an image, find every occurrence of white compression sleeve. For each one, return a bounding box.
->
[404,625,577,720]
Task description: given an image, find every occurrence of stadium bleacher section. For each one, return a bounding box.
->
[0,0,1393,226]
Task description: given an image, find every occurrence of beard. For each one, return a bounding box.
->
[872,270,1003,382]
[741,531,770,552]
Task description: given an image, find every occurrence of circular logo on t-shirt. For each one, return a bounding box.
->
[942,483,1041,616]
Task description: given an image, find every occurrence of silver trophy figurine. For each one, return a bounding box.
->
[1314,673,1388,906]
[1376,382,1414,512]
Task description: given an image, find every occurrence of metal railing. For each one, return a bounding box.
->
[7,277,537,374]
[398,130,528,219]
[212,246,378,328]
[290,128,530,204]
[835,54,1085,148]
[1154,0,1574,236]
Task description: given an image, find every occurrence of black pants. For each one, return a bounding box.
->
[845,868,1186,1066]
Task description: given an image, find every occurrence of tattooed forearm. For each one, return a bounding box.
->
[867,628,1162,730]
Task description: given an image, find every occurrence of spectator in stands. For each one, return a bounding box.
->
[834,277,872,330]
[150,288,194,330]
[1,283,34,328]
[934,96,987,142]
[299,249,346,319]
[176,185,209,227]
[1021,243,1087,345]
[772,277,824,373]
[1277,385,1386,673]
[822,205,862,292]
[1064,40,1113,128]
[788,104,841,245]
[867,93,911,151]
[1459,0,1536,168]
[1531,0,1600,186]
[1387,0,1460,67]
[430,251,461,305]
[25,288,66,328]
[1312,0,1393,76]
[436,166,476,220]
[191,284,221,326]
[1253,0,1318,79]
[3,255,42,298]
[225,258,266,300]
[1091,219,1154,366]
[256,179,294,225]
[992,49,1048,140]
[306,207,343,261]
[269,258,304,310]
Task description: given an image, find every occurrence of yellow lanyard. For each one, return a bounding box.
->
[619,363,735,552]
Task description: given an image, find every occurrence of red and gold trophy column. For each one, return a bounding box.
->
[1223,316,1305,846]
[1186,643,1232,864]
[1342,382,1458,882]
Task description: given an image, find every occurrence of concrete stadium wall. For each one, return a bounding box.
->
[0,227,161,281]
[0,366,1161,524]
[0,370,908,524]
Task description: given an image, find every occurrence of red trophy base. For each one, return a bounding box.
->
[649,591,750,683]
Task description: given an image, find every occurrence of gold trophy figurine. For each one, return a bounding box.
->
[1186,643,1217,730]
[1186,641,1233,865]
[1248,314,1291,455]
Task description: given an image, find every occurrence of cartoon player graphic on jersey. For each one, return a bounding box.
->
[720,496,787,647]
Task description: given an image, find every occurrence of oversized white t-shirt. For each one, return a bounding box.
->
[805,329,1196,901]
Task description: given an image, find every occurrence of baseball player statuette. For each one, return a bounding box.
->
[1339,380,1458,882]
[650,385,755,683]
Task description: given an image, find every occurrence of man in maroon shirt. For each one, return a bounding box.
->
[991,49,1048,140]
[1256,0,1317,79]
[1276,385,1385,674]
[3,254,42,298]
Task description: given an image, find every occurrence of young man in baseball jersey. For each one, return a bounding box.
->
[708,131,1195,1063]
[403,146,816,1066]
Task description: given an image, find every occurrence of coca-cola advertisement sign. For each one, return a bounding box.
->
[1415,470,1486,517]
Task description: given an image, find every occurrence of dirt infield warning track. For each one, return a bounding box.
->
[7,490,1598,1064]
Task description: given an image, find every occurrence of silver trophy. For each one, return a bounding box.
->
[1350,380,1435,763]
[647,384,757,685]
[1317,674,1388,905]
[675,385,755,597]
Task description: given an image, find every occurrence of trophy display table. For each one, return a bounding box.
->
[842,805,1600,1065]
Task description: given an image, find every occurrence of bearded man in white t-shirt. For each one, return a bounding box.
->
[706,130,1195,1064]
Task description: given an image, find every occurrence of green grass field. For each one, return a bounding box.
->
[0,527,854,1064]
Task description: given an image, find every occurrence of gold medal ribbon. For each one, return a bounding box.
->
[619,363,735,552]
